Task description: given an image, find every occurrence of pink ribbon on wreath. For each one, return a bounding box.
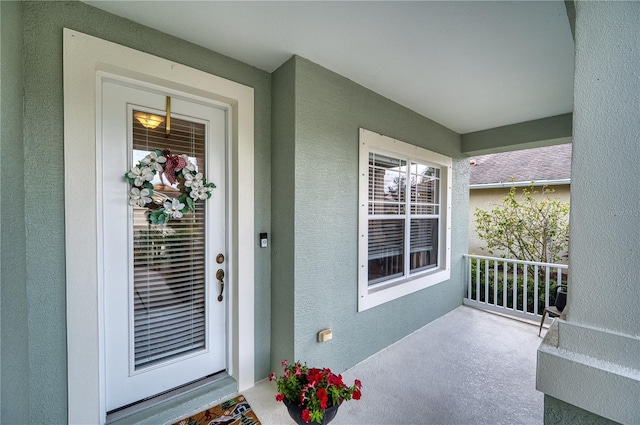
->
[162,149,187,185]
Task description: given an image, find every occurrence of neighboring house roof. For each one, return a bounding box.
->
[469,144,572,188]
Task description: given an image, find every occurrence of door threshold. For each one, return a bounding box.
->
[106,373,237,425]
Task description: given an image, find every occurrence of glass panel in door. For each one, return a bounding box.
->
[132,114,207,370]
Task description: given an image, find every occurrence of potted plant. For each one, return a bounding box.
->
[270,360,362,424]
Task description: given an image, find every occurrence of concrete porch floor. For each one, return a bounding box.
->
[241,306,543,425]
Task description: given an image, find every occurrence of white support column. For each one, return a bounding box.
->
[536,3,640,423]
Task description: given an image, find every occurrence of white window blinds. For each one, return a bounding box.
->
[367,152,440,286]
[358,128,452,311]
[132,112,207,369]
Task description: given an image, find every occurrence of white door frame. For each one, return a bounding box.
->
[63,29,255,424]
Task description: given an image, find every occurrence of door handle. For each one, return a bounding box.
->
[216,269,225,302]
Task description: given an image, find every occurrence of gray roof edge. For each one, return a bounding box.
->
[469,178,571,189]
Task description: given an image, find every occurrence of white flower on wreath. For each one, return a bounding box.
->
[129,187,152,207]
[141,151,167,172]
[189,184,212,201]
[127,166,154,187]
[184,172,204,188]
[179,154,197,173]
[163,198,185,219]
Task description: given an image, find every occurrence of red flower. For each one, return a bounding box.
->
[355,379,362,389]
[269,372,276,381]
[353,388,362,400]
[317,387,328,410]
[307,368,324,386]
[301,409,311,423]
[328,373,343,387]
[275,393,285,402]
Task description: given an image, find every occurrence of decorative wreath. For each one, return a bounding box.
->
[125,148,216,225]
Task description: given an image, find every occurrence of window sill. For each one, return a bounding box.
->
[358,268,450,311]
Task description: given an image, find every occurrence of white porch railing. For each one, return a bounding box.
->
[463,254,568,323]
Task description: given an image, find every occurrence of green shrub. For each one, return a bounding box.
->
[474,184,570,264]
[469,259,567,313]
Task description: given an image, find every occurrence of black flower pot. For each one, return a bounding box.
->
[283,398,340,425]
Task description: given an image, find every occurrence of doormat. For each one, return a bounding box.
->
[174,395,262,425]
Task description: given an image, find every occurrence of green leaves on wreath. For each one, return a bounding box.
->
[149,209,168,225]
[182,195,195,213]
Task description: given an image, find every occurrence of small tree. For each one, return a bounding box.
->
[474,184,570,264]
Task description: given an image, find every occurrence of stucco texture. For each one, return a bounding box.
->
[538,2,640,424]
[270,54,296,364]
[271,56,468,373]
[544,396,620,425]
[569,1,640,337]
[1,1,30,423]
[7,2,272,422]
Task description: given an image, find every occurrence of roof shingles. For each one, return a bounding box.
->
[469,144,572,185]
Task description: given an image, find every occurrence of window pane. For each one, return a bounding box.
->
[410,218,438,272]
[368,219,404,285]
[131,111,207,369]
[368,153,406,215]
[410,163,440,215]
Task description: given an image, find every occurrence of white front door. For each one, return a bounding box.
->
[101,80,228,411]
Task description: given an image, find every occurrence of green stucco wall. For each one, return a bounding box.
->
[3,1,272,422]
[1,1,30,423]
[271,56,468,373]
[461,113,573,156]
[271,57,296,363]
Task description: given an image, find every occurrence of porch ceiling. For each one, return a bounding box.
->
[83,1,574,135]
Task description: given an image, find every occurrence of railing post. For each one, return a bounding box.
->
[502,260,508,308]
[512,262,518,311]
[484,259,489,305]
[534,265,539,316]
[523,264,528,312]
[557,266,563,288]
[467,256,472,299]
[475,257,480,302]
[493,260,498,306]
[545,267,551,308]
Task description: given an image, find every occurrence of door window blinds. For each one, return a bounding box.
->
[131,111,207,369]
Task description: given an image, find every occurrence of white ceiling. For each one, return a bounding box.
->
[84,0,575,134]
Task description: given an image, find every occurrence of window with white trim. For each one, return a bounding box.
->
[358,129,451,311]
